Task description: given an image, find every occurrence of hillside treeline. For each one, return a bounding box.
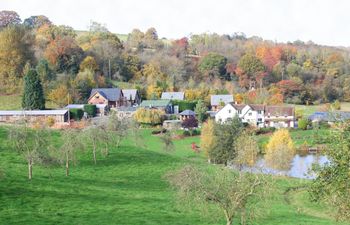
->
[1,10,350,105]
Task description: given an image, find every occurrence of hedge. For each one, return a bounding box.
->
[69,109,84,120]
[171,100,198,112]
[84,104,97,117]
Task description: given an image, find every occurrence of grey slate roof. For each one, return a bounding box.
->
[122,89,138,101]
[309,111,350,122]
[0,110,68,116]
[90,88,122,101]
[161,92,185,100]
[211,95,234,106]
[65,104,107,109]
[179,110,196,116]
[140,100,171,108]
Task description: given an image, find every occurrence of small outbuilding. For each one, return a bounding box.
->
[179,109,196,121]
[0,110,69,123]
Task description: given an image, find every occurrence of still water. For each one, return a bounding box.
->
[231,154,329,179]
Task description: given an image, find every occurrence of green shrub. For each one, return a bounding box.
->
[255,127,276,135]
[70,108,84,121]
[84,104,97,117]
[298,118,309,130]
[172,100,198,112]
[182,130,191,136]
[151,129,167,135]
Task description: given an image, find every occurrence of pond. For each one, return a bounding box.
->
[230,154,329,179]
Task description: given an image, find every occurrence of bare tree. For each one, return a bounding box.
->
[159,131,175,152]
[57,129,83,176]
[167,165,270,225]
[83,123,106,165]
[8,123,52,180]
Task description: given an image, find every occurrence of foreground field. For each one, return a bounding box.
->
[0,127,348,225]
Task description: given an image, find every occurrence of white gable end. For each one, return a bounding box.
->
[215,104,238,123]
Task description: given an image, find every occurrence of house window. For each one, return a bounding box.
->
[238,110,242,114]
[258,118,262,122]
[258,110,262,114]
[248,112,252,116]
[228,110,231,113]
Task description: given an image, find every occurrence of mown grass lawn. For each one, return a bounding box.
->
[0,127,348,225]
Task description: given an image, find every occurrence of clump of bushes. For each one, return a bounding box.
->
[172,100,198,112]
[183,129,201,136]
[298,118,310,130]
[134,108,165,125]
[84,104,97,117]
[255,127,276,135]
[151,129,167,135]
[70,108,84,121]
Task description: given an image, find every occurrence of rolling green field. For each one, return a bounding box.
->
[0,127,348,225]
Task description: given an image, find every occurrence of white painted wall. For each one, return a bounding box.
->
[215,104,238,123]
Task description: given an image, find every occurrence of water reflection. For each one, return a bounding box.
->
[230,154,329,179]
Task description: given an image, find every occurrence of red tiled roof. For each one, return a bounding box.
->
[265,106,294,117]
[229,103,246,110]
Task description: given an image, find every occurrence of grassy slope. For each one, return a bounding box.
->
[0,127,348,225]
[0,95,58,110]
[291,102,350,117]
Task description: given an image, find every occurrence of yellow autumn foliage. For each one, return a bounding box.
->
[134,108,165,125]
[201,119,215,158]
[265,129,295,170]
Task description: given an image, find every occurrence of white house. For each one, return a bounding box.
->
[215,103,295,128]
[214,103,246,123]
[240,104,265,127]
[264,106,295,128]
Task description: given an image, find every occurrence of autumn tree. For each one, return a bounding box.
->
[236,54,265,89]
[45,36,83,74]
[134,108,165,125]
[48,84,72,107]
[79,55,99,72]
[264,129,295,170]
[22,69,45,110]
[23,15,52,29]
[210,116,243,165]
[200,119,215,159]
[198,52,227,79]
[310,125,350,221]
[0,26,34,92]
[167,165,270,225]
[0,10,21,28]
[234,132,259,168]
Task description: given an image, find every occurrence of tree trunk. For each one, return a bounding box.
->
[28,160,32,180]
[92,140,97,164]
[65,154,69,176]
[224,209,233,225]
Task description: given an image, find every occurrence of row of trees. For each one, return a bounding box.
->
[7,112,139,179]
[200,117,295,170]
[1,10,350,107]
